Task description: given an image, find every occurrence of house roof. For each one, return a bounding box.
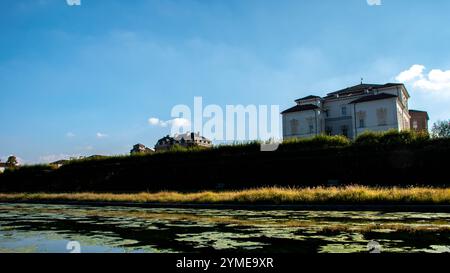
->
[326,83,404,98]
[295,95,321,102]
[281,104,319,114]
[349,93,397,104]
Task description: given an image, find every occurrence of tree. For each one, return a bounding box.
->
[431,120,450,138]
[6,156,18,167]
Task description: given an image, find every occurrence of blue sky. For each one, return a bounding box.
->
[1,0,450,164]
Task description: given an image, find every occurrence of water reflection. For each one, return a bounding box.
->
[0,203,449,253]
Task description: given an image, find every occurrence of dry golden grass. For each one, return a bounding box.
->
[1,186,450,205]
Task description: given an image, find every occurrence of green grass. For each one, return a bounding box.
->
[1,186,450,205]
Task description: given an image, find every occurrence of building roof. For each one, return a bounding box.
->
[326,83,404,98]
[157,132,211,144]
[349,93,397,104]
[173,132,210,141]
[295,95,321,102]
[281,104,319,114]
[409,109,430,120]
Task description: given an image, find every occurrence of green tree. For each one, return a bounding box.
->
[431,120,450,138]
[6,156,18,166]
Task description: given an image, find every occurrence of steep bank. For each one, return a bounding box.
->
[0,132,449,192]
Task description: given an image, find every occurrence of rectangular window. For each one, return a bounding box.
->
[377,108,388,126]
[341,106,347,116]
[357,111,366,129]
[359,119,365,128]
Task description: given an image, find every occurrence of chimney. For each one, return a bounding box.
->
[191,132,195,140]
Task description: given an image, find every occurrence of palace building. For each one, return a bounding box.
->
[281,83,428,139]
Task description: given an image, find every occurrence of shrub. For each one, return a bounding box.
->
[354,131,381,146]
[355,130,430,147]
[281,134,350,151]
[378,129,412,145]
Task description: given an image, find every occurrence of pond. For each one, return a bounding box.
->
[0,203,449,253]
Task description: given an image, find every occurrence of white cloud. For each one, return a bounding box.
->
[96,132,108,139]
[148,117,168,127]
[396,65,450,96]
[395,64,425,82]
[66,132,76,138]
[367,0,381,6]
[148,117,191,128]
[148,118,161,126]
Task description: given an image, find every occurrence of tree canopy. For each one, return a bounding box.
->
[431,120,450,138]
[6,156,18,166]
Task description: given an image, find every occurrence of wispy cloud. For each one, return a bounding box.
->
[396,65,450,96]
[367,0,382,6]
[66,132,76,138]
[96,132,108,139]
[66,0,81,6]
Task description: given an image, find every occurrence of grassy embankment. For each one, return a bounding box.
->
[2,130,450,193]
[1,186,450,205]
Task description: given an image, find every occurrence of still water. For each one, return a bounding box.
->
[0,203,449,253]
